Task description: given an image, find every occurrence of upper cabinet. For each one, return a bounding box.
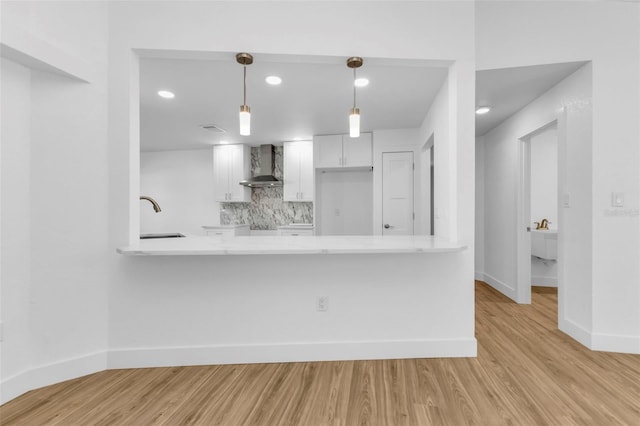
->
[283,141,314,202]
[213,144,251,202]
[314,133,372,169]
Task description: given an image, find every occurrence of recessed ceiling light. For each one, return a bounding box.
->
[157,90,175,99]
[354,77,369,87]
[265,75,282,85]
[476,106,491,115]
[219,140,229,145]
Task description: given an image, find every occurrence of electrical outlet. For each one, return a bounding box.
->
[316,296,329,312]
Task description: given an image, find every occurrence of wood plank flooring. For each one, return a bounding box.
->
[2,282,639,425]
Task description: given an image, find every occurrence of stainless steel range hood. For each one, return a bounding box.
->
[239,144,283,188]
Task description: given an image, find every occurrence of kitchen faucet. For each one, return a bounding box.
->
[140,196,161,213]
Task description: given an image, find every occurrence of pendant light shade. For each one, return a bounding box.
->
[349,108,360,138]
[239,105,251,136]
[236,53,253,136]
[347,57,363,138]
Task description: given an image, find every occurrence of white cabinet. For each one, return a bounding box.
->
[283,141,314,201]
[279,228,314,236]
[203,225,250,236]
[314,134,343,168]
[314,133,372,169]
[213,144,250,202]
[343,133,372,167]
[278,225,315,236]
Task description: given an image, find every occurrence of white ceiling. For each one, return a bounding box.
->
[140,54,449,151]
[140,55,588,150]
[475,61,587,136]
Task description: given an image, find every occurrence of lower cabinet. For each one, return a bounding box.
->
[203,225,250,236]
[278,226,315,236]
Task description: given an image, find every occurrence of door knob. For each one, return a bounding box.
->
[384,224,390,229]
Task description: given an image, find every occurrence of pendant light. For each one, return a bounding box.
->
[347,56,363,138]
[236,52,253,136]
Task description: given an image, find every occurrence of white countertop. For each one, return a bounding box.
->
[117,235,467,256]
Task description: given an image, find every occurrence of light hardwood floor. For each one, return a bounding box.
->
[2,282,639,425]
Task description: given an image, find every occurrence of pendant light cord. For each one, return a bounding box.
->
[243,65,247,106]
[353,67,357,109]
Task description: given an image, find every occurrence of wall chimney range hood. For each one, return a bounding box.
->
[239,144,283,188]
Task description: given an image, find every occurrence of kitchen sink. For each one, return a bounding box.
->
[140,233,185,239]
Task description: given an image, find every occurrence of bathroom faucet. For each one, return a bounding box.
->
[140,196,161,213]
[539,219,550,230]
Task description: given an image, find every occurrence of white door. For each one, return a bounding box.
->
[382,151,414,235]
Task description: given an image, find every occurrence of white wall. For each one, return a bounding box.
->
[1,58,33,394]
[475,135,485,279]
[108,0,475,373]
[0,1,110,404]
[417,136,434,236]
[530,126,558,229]
[140,149,217,236]
[419,76,455,240]
[481,64,592,318]
[477,1,640,353]
[315,170,373,235]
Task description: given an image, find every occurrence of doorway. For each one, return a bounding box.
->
[516,121,559,304]
[382,151,414,235]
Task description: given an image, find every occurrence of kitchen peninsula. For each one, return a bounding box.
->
[117,234,465,255]
[116,235,475,361]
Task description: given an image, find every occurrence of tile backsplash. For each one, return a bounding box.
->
[220,146,313,230]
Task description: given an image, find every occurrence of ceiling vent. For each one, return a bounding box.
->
[200,124,226,133]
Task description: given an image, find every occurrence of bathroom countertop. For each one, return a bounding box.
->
[531,229,557,235]
[117,235,467,256]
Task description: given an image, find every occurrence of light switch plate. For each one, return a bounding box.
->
[612,192,624,207]
[563,193,571,208]
[316,296,329,312]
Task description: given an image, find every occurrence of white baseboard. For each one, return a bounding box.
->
[0,351,107,405]
[108,338,478,369]
[592,332,640,354]
[559,317,592,349]
[559,318,640,354]
[0,340,477,405]
[480,272,517,301]
[474,271,485,281]
[531,275,557,287]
